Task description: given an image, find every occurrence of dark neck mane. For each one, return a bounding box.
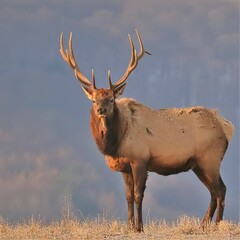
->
[90,106,123,157]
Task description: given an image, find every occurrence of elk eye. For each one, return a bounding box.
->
[110,99,114,103]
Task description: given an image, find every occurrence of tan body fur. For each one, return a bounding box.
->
[109,98,233,175]
[101,98,234,231]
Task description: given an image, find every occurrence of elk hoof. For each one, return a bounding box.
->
[135,225,143,233]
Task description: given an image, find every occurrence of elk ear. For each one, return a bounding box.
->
[113,83,126,98]
[81,85,93,100]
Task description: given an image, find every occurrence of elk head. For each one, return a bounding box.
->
[60,29,149,120]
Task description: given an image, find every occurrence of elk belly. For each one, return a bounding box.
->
[148,155,196,176]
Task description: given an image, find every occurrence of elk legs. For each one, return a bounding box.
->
[202,193,217,225]
[215,176,226,223]
[122,172,135,229]
[130,163,148,232]
[193,167,226,227]
[203,178,226,225]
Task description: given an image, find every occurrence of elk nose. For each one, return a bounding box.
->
[97,107,106,115]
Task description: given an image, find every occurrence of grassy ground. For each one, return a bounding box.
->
[0,215,239,240]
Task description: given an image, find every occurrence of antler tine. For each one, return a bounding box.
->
[111,29,146,90]
[135,29,152,58]
[108,70,114,89]
[68,32,78,69]
[128,34,136,68]
[60,32,93,88]
[60,32,69,63]
[60,32,75,70]
[92,69,97,89]
[135,29,144,60]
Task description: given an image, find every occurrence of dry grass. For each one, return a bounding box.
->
[1,197,239,239]
[0,215,239,240]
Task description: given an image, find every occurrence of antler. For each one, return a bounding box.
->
[60,32,95,88]
[60,30,150,91]
[108,29,150,90]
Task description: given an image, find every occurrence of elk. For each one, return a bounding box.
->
[60,30,235,232]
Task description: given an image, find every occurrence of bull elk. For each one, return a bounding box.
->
[60,30,235,232]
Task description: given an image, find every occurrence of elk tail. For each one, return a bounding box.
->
[218,115,235,142]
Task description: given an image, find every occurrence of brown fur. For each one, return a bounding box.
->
[90,105,121,156]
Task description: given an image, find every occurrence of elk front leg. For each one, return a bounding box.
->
[130,162,148,232]
[122,172,135,229]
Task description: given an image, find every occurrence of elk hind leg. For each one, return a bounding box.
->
[202,175,226,224]
[193,167,217,226]
[215,176,226,223]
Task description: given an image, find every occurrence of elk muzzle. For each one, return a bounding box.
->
[97,107,107,116]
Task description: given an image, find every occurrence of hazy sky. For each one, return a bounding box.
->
[0,0,239,222]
